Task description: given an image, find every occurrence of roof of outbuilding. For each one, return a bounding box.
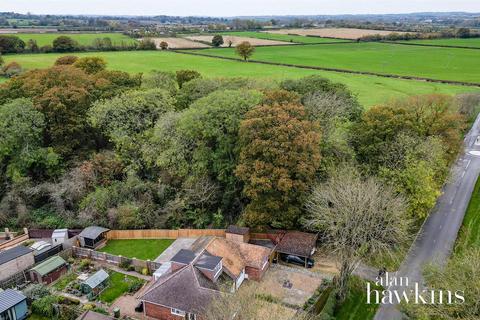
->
[275,231,318,257]
[226,225,250,235]
[0,289,26,313]
[83,269,109,289]
[0,246,33,265]
[30,256,67,276]
[194,251,222,270]
[171,249,196,265]
[78,226,110,239]
[76,310,114,320]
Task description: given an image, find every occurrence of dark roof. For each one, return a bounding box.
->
[249,239,276,249]
[141,265,221,315]
[171,249,196,265]
[0,246,33,265]
[194,251,222,270]
[78,226,109,239]
[76,310,114,320]
[0,289,26,313]
[276,231,318,257]
[226,225,250,235]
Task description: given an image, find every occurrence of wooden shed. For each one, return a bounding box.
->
[29,256,68,285]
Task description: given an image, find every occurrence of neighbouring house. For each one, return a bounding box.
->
[0,246,35,281]
[78,226,110,249]
[0,289,28,320]
[205,237,272,287]
[76,310,114,320]
[225,225,250,243]
[275,231,318,267]
[141,264,222,320]
[29,256,68,285]
[81,269,109,297]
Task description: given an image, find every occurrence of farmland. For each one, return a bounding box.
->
[266,28,407,39]
[191,42,480,83]
[3,50,476,107]
[211,31,350,44]
[185,35,290,47]
[12,32,137,46]
[397,37,480,48]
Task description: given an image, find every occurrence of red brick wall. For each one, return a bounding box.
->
[245,262,268,281]
[145,302,184,320]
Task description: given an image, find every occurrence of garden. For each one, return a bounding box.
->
[99,239,174,260]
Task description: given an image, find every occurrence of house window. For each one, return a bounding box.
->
[171,308,186,316]
[187,314,197,320]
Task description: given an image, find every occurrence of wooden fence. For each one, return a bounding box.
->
[73,246,161,273]
[0,234,29,250]
[106,229,226,240]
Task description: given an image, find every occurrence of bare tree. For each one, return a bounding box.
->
[303,166,412,301]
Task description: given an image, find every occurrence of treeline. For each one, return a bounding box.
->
[0,56,476,232]
[0,35,155,55]
[360,27,480,42]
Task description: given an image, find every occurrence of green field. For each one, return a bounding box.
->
[3,51,477,107]
[99,239,174,260]
[398,38,480,49]
[13,32,137,46]
[191,42,480,83]
[456,176,480,253]
[217,31,350,44]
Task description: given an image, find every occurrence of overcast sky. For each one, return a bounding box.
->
[1,0,480,17]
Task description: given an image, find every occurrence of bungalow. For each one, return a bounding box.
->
[78,226,110,249]
[0,289,28,320]
[0,246,35,281]
[81,269,109,296]
[29,256,68,285]
[275,231,318,268]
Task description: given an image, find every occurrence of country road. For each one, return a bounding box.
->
[374,112,480,320]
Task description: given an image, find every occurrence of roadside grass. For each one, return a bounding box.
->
[334,276,382,320]
[397,38,480,49]
[189,42,480,83]
[14,32,137,47]
[53,272,77,291]
[216,31,350,44]
[99,239,174,260]
[455,175,480,254]
[99,271,144,303]
[3,51,477,108]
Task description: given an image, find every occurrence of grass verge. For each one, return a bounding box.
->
[455,175,480,253]
[334,276,382,320]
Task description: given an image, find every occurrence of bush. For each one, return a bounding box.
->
[52,36,78,53]
[138,38,156,50]
[73,57,107,74]
[55,55,79,66]
[119,259,132,270]
[141,71,178,95]
[2,61,22,77]
[128,279,144,293]
[141,267,148,275]
[176,69,201,88]
[23,284,51,301]
[79,259,91,271]
[31,295,58,317]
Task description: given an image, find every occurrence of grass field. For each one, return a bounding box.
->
[99,271,145,303]
[13,32,137,46]
[3,51,477,107]
[455,176,480,253]
[191,42,480,83]
[398,38,480,48]
[216,31,350,44]
[334,277,381,320]
[99,239,174,260]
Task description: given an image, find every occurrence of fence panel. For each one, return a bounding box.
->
[107,229,226,239]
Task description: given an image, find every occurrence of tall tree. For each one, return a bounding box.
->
[236,102,321,228]
[236,41,255,61]
[211,35,224,47]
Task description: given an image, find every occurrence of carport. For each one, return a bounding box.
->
[275,231,318,267]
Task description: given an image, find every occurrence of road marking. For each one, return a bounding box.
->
[466,159,472,169]
[461,171,466,178]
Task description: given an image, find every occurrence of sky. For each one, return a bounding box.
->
[1,0,480,17]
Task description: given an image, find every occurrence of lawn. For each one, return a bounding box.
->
[334,276,381,320]
[3,51,477,107]
[13,32,137,46]
[190,42,480,83]
[99,239,174,260]
[99,271,144,303]
[397,38,480,49]
[455,175,480,253]
[216,31,350,44]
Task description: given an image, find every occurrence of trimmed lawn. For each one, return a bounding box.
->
[99,271,144,303]
[99,239,174,260]
[2,51,477,108]
[217,31,350,44]
[455,175,480,253]
[14,32,137,47]
[190,42,480,83]
[335,277,381,320]
[398,38,480,49]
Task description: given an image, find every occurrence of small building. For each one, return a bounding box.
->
[81,269,109,296]
[76,310,114,320]
[0,289,28,320]
[225,225,250,243]
[0,246,35,281]
[275,231,318,267]
[52,229,69,245]
[30,241,52,255]
[78,226,110,249]
[29,256,68,285]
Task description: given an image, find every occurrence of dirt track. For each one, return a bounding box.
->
[185,35,292,47]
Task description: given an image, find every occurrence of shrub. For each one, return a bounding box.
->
[141,71,178,95]
[31,295,58,317]
[73,57,107,74]
[141,267,148,275]
[55,55,79,66]
[52,36,78,52]
[23,284,51,301]
[119,259,132,270]
[138,38,156,50]
[128,279,144,293]
[176,69,201,88]
[79,259,91,271]
[2,61,22,77]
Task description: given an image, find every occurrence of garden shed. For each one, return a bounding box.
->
[0,289,27,320]
[29,256,68,285]
[78,226,110,249]
[81,269,109,296]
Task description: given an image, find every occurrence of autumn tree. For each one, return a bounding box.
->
[54,55,78,66]
[176,69,201,88]
[211,35,224,47]
[236,41,255,61]
[303,166,411,301]
[73,56,107,74]
[159,41,168,50]
[236,103,321,228]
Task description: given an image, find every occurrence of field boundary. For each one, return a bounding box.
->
[174,40,358,50]
[174,50,480,88]
[381,40,480,50]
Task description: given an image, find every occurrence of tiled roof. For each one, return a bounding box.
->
[76,310,114,320]
[141,265,221,315]
[0,246,33,265]
[205,238,271,278]
[275,231,318,257]
[0,289,26,313]
[226,225,250,235]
